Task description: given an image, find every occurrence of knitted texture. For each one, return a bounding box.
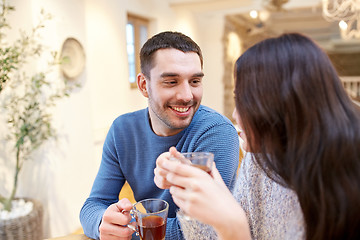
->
[80,105,239,240]
[178,153,305,240]
[177,210,217,240]
[233,153,305,239]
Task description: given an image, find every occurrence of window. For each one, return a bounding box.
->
[126,14,149,88]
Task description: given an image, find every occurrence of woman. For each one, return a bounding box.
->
[154,33,360,240]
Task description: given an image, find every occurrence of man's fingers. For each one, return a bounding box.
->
[100,222,134,238]
[99,198,136,239]
[103,199,133,226]
[116,198,133,211]
[102,210,131,226]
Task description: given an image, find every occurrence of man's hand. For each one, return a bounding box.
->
[99,198,135,240]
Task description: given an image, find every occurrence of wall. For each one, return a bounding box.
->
[0,0,95,237]
[1,0,196,238]
[195,13,225,114]
[0,0,323,238]
[169,0,321,115]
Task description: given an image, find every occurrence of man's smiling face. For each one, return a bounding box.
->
[146,48,203,136]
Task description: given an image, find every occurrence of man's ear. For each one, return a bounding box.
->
[137,73,148,98]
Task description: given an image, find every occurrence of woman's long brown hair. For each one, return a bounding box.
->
[234,33,360,239]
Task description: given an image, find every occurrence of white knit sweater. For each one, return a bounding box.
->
[178,153,305,240]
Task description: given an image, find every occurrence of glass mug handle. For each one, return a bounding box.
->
[122,209,139,235]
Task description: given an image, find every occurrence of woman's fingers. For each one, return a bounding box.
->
[169,146,179,156]
[154,151,173,189]
[170,185,188,201]
[161,157,202,177]
[154,167,172,189]
[170,185,198,215]
[210,163,228,188]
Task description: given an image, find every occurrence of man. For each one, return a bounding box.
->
[80,31,239,239]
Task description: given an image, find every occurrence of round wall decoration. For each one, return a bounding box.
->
[60,37,85,79]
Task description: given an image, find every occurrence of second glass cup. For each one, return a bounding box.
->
[171,152,214,174]
[170,152,214,220]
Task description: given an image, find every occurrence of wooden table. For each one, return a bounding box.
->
[46,234,93,240]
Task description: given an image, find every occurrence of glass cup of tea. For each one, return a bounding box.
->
[127,198,169,240]
[171,152,214,174]
[170,152,214,220]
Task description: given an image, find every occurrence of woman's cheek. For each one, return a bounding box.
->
[239,132,249,152]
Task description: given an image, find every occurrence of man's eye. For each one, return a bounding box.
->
[165,80,177,85]
[191,79,201,85]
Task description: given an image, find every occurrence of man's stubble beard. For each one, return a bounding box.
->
[148,97,198,131]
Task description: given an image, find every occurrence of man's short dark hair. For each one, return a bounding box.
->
[140,31,203,78]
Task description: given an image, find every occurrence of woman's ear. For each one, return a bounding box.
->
[137,73,148,98]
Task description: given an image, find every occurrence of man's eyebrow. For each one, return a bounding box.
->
[160,72,204,78]
[160,72,179,78]
[193,72,204,78]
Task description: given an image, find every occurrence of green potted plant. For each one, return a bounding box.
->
[0,1,77,239]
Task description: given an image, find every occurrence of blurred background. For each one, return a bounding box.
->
[0,0,359,238]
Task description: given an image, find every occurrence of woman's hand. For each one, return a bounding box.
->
[161,157,232,225]
[158,148,251,240]
[154,147,182,189]
[154,151,172,189]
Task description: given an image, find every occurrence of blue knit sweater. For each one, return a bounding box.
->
[80,105,239,239]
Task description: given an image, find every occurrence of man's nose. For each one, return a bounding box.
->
[176,82,193,103]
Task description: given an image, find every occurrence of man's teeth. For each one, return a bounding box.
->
[172,107,189,113]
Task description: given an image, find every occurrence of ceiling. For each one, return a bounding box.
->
[165,0,360,51]
[166,0,254,13]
